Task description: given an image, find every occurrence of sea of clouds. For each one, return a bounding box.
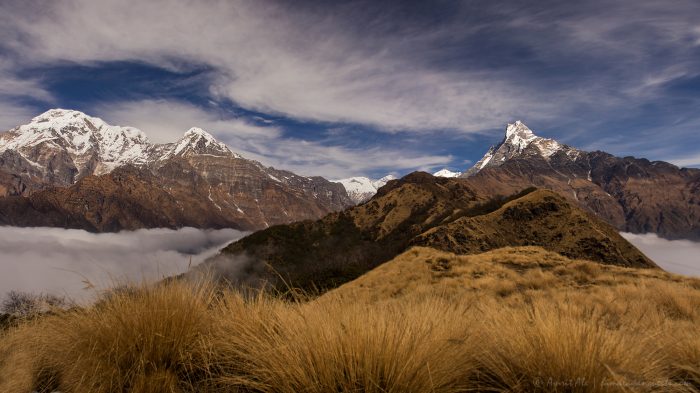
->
[0,227,697,305]
[622,232,700,277]
[0,226,246,303]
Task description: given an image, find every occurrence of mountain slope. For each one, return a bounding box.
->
[202,173,655,292]
[462,121,700,240]
[325,246,679,303]
[0,109,352,231]
[0,165,235,231]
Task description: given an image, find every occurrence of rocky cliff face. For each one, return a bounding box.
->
[0,109,352,231]
[462,121,700,240]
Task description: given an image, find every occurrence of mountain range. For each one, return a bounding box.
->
[1,110,698,241]
[0,109,352,231]
[351,121,700,240]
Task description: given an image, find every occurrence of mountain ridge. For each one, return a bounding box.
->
[0,109,353,231]
[201,174,655,292]
[335,121,700,240]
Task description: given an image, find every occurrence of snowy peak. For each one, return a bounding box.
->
[503,121,565,158]
[433,168,461,178]
[464,121,577,176]
[505,120,533,137]
[504,121,538,152]
[335,174,396,204]
[165,127,236,159]
[184,127,216,140]
[0,108,154,176]
[0,108,243,184]
[26,109,97,130]
[373,174,397,188]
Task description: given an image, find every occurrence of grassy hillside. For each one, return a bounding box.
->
[412,190,655,268]
[2,246,698,392]
[207,175,654,293]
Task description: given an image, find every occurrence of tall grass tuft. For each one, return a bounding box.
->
[210,295,479,392]
[0,280,217,393]
[1,246,699,392]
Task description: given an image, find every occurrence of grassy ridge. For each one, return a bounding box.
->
[1,247,699,392]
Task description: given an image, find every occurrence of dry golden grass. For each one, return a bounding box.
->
[1,246,699,392]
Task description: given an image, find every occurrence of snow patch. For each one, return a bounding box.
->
[335,174,396,204]
[433,168,461,178]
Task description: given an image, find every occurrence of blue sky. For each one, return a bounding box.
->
[1,0,699,178]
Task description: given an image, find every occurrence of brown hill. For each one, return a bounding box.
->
[325,246,682,303]
[206,173,655,292]
[413,189,653,268]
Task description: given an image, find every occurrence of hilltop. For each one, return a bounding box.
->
[204,173,654,292]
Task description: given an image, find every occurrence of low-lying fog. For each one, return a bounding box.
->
[0,227,697,305]
[0,226,246,303]
[622,233,700,277]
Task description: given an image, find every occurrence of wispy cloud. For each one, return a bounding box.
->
[0,101,40,134]
[239,139,453,179]
[93,99,282,144]
[0,59,54,131]
[0,0,586,132]
[668,154,700,168]
[0,227,245,302]
[93,99,452,178]
[1,0,699,172]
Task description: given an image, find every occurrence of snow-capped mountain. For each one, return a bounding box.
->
[335,175,397,204]
[432,168,461,178]
[0,109,153,181]
[0,109,243,188]
[0,109,353,231]
[459,120,700,240]
[463,121,580,176]
[159,127,239,160]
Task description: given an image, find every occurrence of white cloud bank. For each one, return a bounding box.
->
[622,232,700,277]
[0,226,246,303]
